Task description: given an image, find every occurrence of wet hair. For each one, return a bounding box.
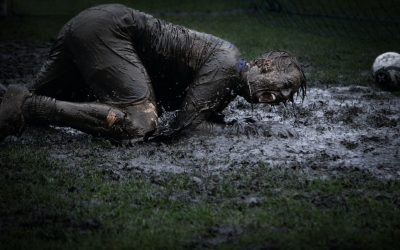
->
[252,50,307,100]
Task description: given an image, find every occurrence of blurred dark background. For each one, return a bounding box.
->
[2,0,399,39]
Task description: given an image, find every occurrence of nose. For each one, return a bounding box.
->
[280,89,292,99]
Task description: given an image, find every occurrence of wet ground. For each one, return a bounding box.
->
[1,42,400,180]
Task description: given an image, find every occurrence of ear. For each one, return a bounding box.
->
[245,62,250,71]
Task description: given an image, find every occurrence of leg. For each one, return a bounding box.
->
[65,11,155,105]
[22,94,158,140]
[52,16,160,138]
[1,10,159,141]
[0,84,157,141]
[29,24,90,102]
[0,85,31,140]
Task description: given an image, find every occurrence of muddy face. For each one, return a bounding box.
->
[246,65,299,104]
[245,51,306,105]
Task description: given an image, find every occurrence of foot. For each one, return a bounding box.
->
[0,84,31,141]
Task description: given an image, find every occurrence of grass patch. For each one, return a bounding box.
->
[1,146,399,249]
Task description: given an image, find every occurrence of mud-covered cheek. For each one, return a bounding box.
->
[280,89,292,98]
[247,67,262,83]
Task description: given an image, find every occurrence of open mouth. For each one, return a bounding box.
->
[257,92,280,104]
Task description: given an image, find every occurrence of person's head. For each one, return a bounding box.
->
[241,51,306,105]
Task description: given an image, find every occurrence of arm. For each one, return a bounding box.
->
[148,75,237,141]
[146,42,242,141]
[171,77,235,132]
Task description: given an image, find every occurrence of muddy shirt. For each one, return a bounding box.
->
[34,4,246,133]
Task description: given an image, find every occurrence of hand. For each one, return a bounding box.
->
[143,127,178,142]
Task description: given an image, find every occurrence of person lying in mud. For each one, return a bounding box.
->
[0,4,306,142]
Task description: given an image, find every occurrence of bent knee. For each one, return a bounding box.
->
[121,100,158,138]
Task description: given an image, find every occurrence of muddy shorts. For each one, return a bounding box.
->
[31,5,152,106]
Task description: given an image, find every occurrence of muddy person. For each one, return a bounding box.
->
[0,4,306,142]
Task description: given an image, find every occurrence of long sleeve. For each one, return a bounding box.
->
[162,46,242,136]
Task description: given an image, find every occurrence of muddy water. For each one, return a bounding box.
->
[1,42,400,180]
[218,87,400,179]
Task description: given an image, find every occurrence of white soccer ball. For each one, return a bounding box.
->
[372,52,400,90]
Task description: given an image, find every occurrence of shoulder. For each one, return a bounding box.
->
[191,30,241,61]
[222,42,241,66]
[214,40,242,74]
[193,33,243,81]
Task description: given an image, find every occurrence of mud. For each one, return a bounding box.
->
[1,42,400,180]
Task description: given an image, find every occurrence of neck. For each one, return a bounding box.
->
[235,68,253,103]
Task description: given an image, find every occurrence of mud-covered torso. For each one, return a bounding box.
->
[66,4,242,111]
[130,12,216,78]
[126,8,241,110]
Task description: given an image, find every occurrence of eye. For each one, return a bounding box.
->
[265,60,272,68]
[260,67,268,73]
